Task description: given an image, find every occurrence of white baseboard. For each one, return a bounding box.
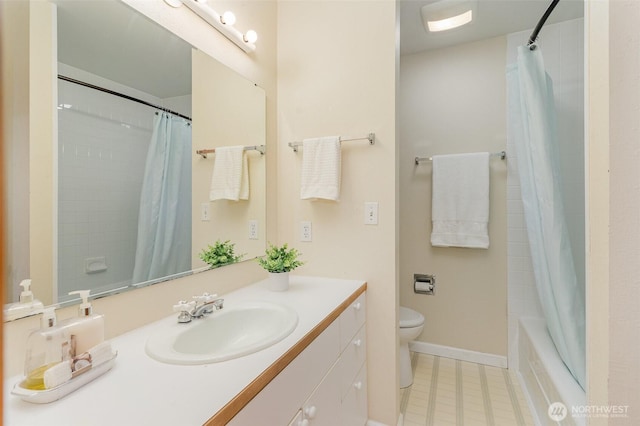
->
[409,341,508,368]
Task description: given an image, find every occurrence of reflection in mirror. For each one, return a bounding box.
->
[4,0,266,314]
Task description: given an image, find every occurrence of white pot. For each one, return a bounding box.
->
[265,272,289,291]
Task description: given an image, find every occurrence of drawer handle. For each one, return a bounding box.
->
[304,405,317,419]
[354,381,363,390]
[353,302,362,311]
[353,339,362,347]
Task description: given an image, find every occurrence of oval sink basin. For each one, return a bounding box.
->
[146,301,299,365]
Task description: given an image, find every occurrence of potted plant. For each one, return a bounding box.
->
[199,240,244,269]
[257,243,304,291]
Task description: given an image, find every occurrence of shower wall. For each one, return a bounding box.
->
[399,36,508,359]
[57,65,192,303]
[506,18,585,370]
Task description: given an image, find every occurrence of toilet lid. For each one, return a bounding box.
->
[399,307,425,328]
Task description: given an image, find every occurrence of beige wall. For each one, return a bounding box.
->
[608,1,640,423]
[399,37,508,357]
[586,1,609,420]
[1,0,30,303]
[191,50,267,266]
[1,1,56,305]
[29,1,56,307]
[276,1,399,423]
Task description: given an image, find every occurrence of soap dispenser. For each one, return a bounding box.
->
[13,291,117,401]
[22,307,68,390]
[59,290,105,354]
[3,279,45,321]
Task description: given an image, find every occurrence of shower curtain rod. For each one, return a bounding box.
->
[57,75,192,121]
[527,0,560,50]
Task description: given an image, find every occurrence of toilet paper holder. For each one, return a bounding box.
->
[414,274,435,295]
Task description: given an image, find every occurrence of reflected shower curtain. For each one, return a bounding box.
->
[132,112,192,284]
[507,46,585,389]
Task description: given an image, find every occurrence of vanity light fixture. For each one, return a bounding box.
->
[421,0,478,33]
[220,11,236,26]
[164,0,257,52]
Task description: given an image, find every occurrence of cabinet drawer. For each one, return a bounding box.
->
[301,360,341,426]
[341,363,368,426]
[337,324,366,398]
[339,293,366,351]
[229,320,340,426]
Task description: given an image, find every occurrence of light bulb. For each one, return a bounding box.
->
[221,11,236,25]
[243,30,258,44]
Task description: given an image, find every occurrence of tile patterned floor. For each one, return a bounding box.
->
[400,353,535,426]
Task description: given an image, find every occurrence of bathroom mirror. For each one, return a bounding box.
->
[3,0,266,313]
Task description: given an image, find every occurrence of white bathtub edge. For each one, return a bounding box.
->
[518,317,586,426]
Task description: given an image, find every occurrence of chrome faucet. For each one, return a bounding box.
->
[174,293,224,323]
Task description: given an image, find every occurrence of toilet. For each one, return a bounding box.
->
[399,306,425,388]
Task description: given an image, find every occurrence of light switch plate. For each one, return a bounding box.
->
[364,202,378,225]
[201,203,210,221]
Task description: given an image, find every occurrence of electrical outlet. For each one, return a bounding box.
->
[364,202,379,225]
[248,220,258,240]
[301,221,312,242]
[201,203,210,221]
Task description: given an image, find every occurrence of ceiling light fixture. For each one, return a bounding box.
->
[421,0,478,33]
[164,0,256,52]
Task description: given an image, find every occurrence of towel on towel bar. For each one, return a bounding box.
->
[431,152,490,249]
[209,146,249,201]
[300,136,341,201]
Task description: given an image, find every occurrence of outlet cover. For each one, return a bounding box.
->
[249,220,258,240]
[301,221,312,242]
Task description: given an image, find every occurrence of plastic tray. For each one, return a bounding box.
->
[11,352,117,404]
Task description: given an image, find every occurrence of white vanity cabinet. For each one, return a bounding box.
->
[229,293,367,426]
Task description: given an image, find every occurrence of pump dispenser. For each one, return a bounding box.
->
[69,290,92,317]
[41,307,57,329]
[60,290,105,354]
[4,279,45,321]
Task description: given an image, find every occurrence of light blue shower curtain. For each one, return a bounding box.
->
[507,46,585,390]
[132,112,192,284]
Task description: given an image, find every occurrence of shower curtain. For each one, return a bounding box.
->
[132,112,192,284]
[507,46,585,390]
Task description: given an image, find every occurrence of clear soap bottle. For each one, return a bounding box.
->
[22,308,68,390]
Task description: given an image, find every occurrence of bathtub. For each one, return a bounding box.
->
[517,318,586,425]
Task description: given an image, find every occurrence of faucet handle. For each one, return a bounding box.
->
[173,300,195,312]
[174,300,195,323]
[193,293,218,304]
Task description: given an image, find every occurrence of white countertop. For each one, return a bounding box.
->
[5,276,366,426]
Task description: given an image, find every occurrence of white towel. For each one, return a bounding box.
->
[431,152,490,249]
[209,146,249,201]
[300,136,341,201]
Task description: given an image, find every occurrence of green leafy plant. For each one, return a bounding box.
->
[257,243,304,273]
[199,240,244,268]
